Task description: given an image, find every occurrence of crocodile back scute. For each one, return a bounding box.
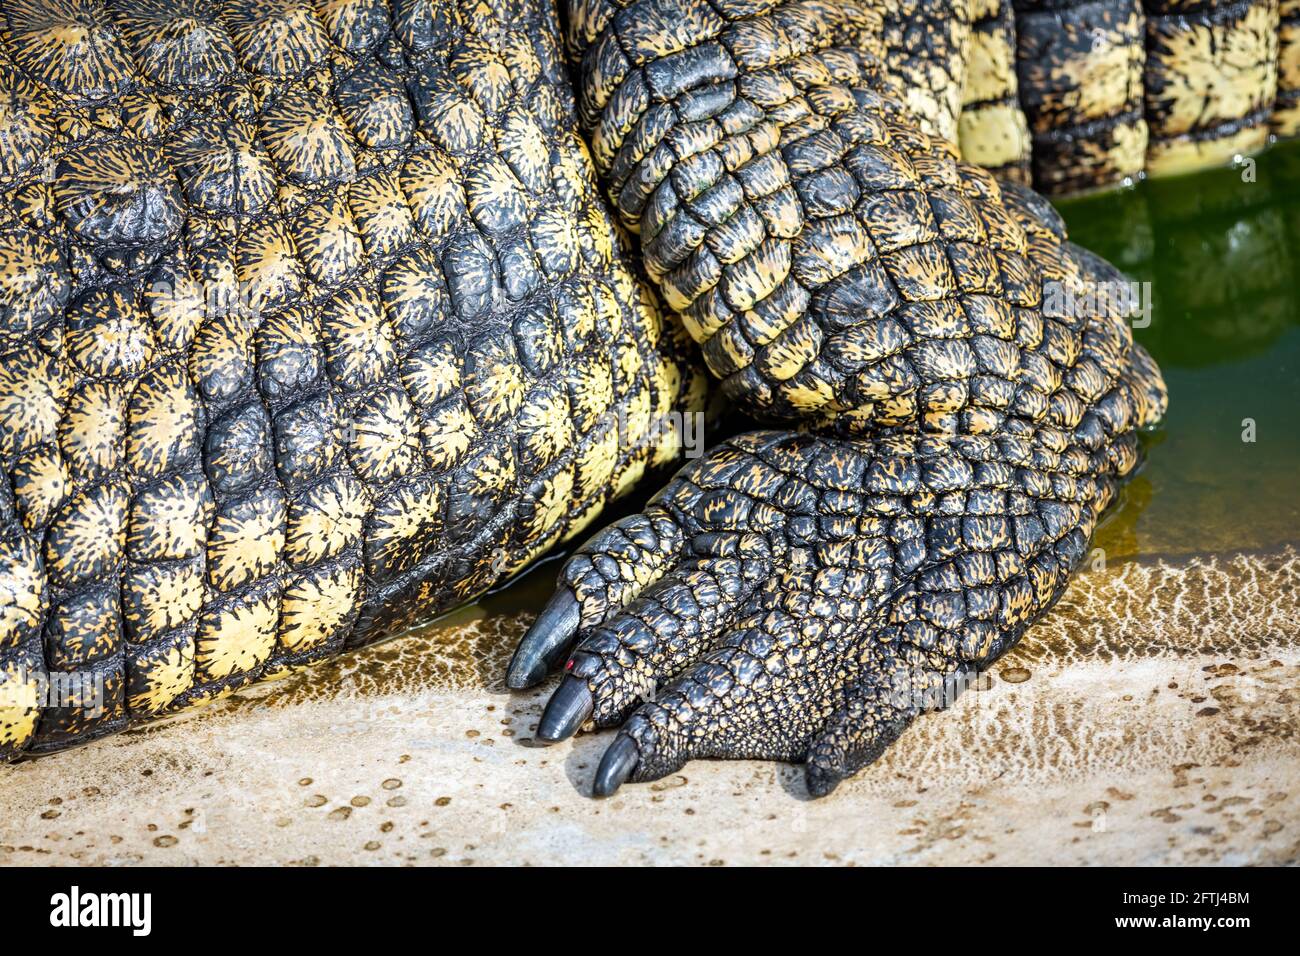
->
[0,0,706,757]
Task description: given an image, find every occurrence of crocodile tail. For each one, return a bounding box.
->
[1013,0,1292,193]
[1013,0,1149,194]
[876,0,974,146]
[959,0,1033,185]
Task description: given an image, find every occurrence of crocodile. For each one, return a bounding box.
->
[6,0,1285,796]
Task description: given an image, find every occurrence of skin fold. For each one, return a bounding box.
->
[23,0,1291,790]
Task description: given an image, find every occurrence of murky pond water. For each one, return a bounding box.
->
[1060,143,1300,563]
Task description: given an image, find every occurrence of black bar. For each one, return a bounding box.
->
[0,865,1286,940]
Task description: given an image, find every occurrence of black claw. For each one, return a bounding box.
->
[535,674,593,743]
[592,735,639,797]
[804,767,840,799]
[506,589,581,689]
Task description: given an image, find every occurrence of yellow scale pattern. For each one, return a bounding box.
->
[1011,0,1292,193]
[0,0,706,757]
[574,0,1125,438]
[0,0,1282,762]
[958,0,1031,184]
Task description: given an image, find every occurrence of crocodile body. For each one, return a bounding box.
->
[3,0,1275,792]
[0,0,708,757]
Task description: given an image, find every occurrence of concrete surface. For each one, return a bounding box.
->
[1,547,1297,866]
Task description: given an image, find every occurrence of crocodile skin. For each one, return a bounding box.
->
[573,0,1153,436]
[1143,0,1280,177]
[0,0,1198,778]
[508,0,1168,796]
[1279,0,1300,134]
[0,0,708,758]
[959,0,1033,184]
[1014,0,1150,194]
[1012,0,1290,193]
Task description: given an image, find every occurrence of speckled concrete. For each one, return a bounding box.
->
[2,547,1297,866]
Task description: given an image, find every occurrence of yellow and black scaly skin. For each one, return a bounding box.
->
[1011,0,1292,193]
[1278,0,1300,134]
[1013,0,1150,194]
[0,0,710,759]
[959,0,1033,184]
[506,0,1168,797]
[1143,0,1280,177]
[878,0,972,146]
[0,0,1176,791]
[568,0,1154,436]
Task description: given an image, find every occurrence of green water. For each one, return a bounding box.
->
[1060,142,1300,561]
[469,146,1300,626]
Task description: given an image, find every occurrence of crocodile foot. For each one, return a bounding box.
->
[508,422,1135,797]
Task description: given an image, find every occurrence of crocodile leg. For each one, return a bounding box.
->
[512,0,1168,793]
[514,212,1169,794]
[567,0,1153,434]
[521,359,1159,795]
[518,286,1167,795]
